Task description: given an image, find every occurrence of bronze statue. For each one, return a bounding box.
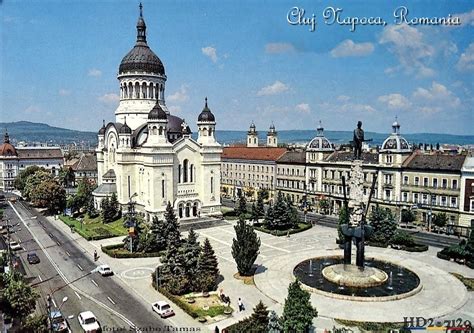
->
[353,121,364,160]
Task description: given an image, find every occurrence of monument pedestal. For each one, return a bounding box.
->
[322,264,388,288]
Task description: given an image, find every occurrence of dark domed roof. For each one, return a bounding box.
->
[98,120,106,135]
[119,119,132,134]
[148,102,167,120]
[198,98,215,122]
[0,132,17,157]
[119,5,165,75]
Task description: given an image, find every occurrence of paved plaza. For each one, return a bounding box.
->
[46,214,474,332]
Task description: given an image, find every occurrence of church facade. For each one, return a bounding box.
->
[93,5,222,220]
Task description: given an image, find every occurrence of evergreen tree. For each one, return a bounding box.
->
[337,206,348,243]
[285,196,299,228]
[264,202,274,226]
[75,178,95,210]
[267,310,282,333]
[163,202,181,248]
[183,229,201,290]
[281,280,317,333]
[160,241,188,295]
[250,203,259,223]
[100,197,111,222]
[401,209,416,224]
[256,189,265,218]
[150,216,167,252]
[197,238,219,291]
[432,212,448,230]
[249,301,269,332]
[465,229,474,262]
[272,192,289,229]
[368,205,397,246]
[236,192,247,216]
[109,192,120,221]
[231,216,261,276]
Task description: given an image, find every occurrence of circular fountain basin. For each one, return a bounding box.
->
[294,256,421,301]
[322,264,387,288]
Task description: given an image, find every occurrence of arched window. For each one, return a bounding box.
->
[178,165,181,183]
[178,203,183,218]
[134,82,140,98]
[183,159,189,182]
[155,83,159,99]
[209,128,213,136]
[128,82,133,99]
[185,203,191,217]
[211,176,214,193]
[190,164,194,182]
[148,84,153,99]
[142,82,147,98]
[161,179,165,198]
[158,126,163,135]
[193,202,198,217]
[152,126,157,135]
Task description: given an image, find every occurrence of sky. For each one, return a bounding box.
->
[1,0,473,135]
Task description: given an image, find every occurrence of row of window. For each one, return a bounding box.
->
[221,172,273,182]
[403,192,458,207]
[403,176,458,189]
[276,179,305,190]
[223,163,273,173]
[277,167,306,176]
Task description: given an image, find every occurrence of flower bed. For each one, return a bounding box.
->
[254,223,312,236]
[59,215,126,240]
[101,244,162,258]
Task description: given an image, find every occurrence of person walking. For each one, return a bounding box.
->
[238,298,244,311]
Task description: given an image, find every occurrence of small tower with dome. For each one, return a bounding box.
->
[247,122,258,147]
[197,98,218,146]
[266,123,278,147]
[306,121,334,163]
[379,118,412,166]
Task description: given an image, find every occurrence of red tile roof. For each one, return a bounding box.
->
[222,147,287,161]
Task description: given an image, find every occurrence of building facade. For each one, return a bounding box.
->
[93,6,222,220]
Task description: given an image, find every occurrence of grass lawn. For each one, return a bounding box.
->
[335,319,407,332]
[451,272,474,291]
[59,215,126,240]
[254,223,312,236]
[183,294,231,318]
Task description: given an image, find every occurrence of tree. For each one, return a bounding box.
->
[245,188,255,200]
[264,202,274,227]
[163,202,181,248]
[256,189,266,218]
[267,310,282,333]
[22,314,48,333]
[236,192,247,217]
[183,229,201,290]
[337,206,349,243]
[465,228,474,262]
[432,212,448,230]
[57,166,75,187]
[258,188,269,201]
[75,177,96,211]
[160,241,188,295]
[368,205,397,246]
[280,280,317,333]
[23,170,53,200]
[109,192,120,220]
[197,238,219,292]
[14,165,42,194]
[285,196,299,228]
[30,180,66,214]
[231,216,261,276]
[150,216,167,252]
[249,301,269,332]
[101,197,112,223]
[250,203,259,223]
[401,209,416,224]
[3,275,39,318]
[318,199,329,214]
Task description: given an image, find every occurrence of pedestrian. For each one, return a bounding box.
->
[214,326,219,333]
[94,250,98,261]
[286,231,290,238]
[238,298,244,311]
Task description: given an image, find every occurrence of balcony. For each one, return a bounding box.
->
[177,183,198,197]
[401,184,460,195]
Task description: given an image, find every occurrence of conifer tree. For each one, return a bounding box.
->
[197,238,219,291]
[236,192,247,216]
[100,196,111,222]
[267,310,282,333]
[264,202,274,227]
[250,203,259,223]
[337,206,348,243]
[150,216,167,252]
[281,280,317,332]
[160,241,188,294]
[249,301,269,332]
[183,229,201,290]
[256,189,265,218]
[164,202,181,247]
[231,216,261,276]
[272,192,288,229]
[109,192,120,220]
[368,205,397,246]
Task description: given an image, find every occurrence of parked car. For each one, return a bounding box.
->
[77,311,100,333]
[9,241,21,251]
[27,252,40,264]
[97,264,113,276]
[50,310,71,333]
[151,301,175,318]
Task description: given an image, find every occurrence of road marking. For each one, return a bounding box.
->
[38,274,43,282]
[77,264,84,271]
[48,233,54,238]
[9,202,138,329]
[74,291,82,300]
[52,298,57,308]
[56,241,61,246]
[91,279,98,287]
[65,251,71,257]
[107,296,116,305]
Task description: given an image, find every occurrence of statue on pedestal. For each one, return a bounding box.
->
[353,121,364,160]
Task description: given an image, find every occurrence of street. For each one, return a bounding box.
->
[4,200,170,332]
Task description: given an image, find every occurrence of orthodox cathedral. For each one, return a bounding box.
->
[93,4,222,220]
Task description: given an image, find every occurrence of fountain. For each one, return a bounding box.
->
[294,154,421,300]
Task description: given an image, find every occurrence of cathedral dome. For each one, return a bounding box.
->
[0,132,17,157]
[148,102,167,120]
[307,122,333,152]
[119,120,132,134]
[381,119,411,153]
[119,4,165,75]
[98,120,106,135]
[197,98,215,122]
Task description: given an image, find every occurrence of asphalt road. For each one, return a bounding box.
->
[4,200,170,332]
[221,197,460,248]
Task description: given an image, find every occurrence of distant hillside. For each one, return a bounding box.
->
[0,121,472,147]
[0,121,97,145]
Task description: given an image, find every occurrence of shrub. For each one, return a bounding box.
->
[391,230,416,247]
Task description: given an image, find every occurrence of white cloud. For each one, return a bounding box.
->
[88,68,102,77]
[257,81,289,96]
[449,9,474,28]
[24,105,41,113]
[98,93,120,104]
[202,46,218,63]
[456,43,474,71]
[379,24,435,78]
[168,85,189,102]
[265,43,296,54]
[412,81,461,113]
[330,39,374,58]
[296,103,311,113]
[58,89,71,96]
[337,95,351,102]
[341,103,376,113]
[168,106,182,113]
[378,93,411,110]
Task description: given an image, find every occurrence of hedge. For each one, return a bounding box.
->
[437,252,451,261]
[390,244,428,252]
[254,223,312,236]
[101,244,163,258]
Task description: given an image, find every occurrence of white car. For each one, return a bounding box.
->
[97,264,113,276]
[77,311,100,333]
[9,241,21,251]
[152,301,175,318]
